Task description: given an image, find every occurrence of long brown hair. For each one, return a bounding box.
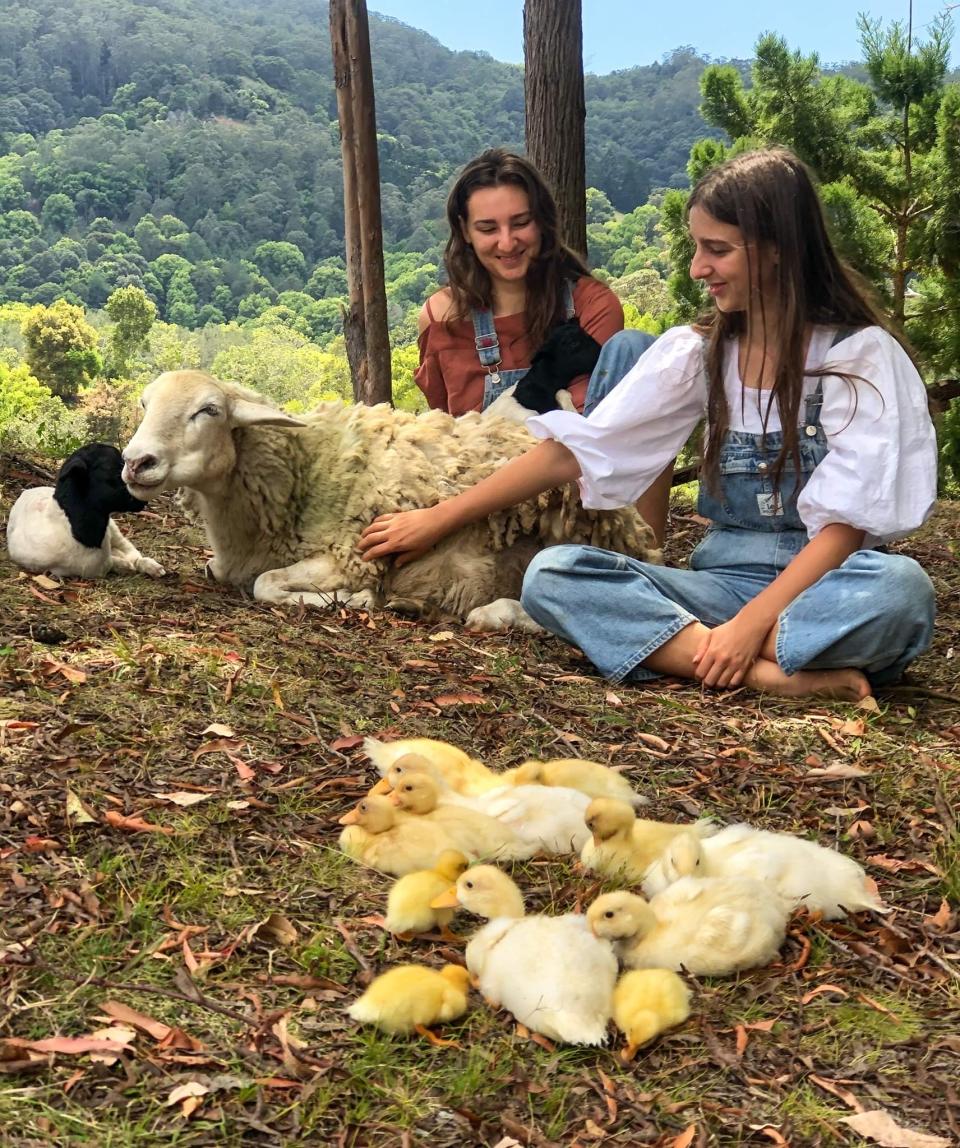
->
[690,148,903,494]
[443,148,590,353]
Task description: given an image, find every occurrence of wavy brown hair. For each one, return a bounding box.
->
[443,148,591,353]
[690,148,905,495]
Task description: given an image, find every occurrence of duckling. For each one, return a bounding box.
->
[381,762,591,856]
[432,865,617,1045]
[338,795,469,876]
[587,880,788,977]
[389,772,535,860]
[580,798,717,883]
[364,737,501,796]
[385,850,470,939]
[347,963,471,1043]
[612,969,692,1061]
[501,758,649,808]
[642,824,887,919]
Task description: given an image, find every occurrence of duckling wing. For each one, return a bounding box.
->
[479,786,591,855]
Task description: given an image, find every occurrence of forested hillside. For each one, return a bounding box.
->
[0,0,716,325]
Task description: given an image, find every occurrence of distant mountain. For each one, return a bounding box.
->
[0,0,724,322]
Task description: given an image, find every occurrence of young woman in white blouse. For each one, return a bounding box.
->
[359,148,938,700]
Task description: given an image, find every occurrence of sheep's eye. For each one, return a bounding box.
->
[191,404,219,420]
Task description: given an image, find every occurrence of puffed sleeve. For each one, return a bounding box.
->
[799,327,938,543]
[526,326,708,509]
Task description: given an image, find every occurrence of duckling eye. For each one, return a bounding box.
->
[358,802,368,812]
[604,910,614,919]
[464,880,474,890]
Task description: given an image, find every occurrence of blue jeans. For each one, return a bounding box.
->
[583,329,657,416]
[520,537,936,687]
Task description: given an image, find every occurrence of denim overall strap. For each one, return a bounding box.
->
[471,304,503,381]
[562,278,576,320]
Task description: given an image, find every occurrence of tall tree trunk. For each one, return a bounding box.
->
[329,0,392,405]
[523,0,587,258]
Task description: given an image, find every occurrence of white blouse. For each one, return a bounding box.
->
[526,324,938,545]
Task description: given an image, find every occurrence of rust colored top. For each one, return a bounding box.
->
[414,276,624,416]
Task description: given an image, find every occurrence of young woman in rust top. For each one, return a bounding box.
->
[416,148,670,539]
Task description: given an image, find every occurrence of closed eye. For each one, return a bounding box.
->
[191,404,220,420]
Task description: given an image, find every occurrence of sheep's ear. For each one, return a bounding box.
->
[58,456,90,489]
[229,398,307,429]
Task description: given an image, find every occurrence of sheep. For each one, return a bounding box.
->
[121,370,657,631]
[483,318,602,423]
[6,442,165,579]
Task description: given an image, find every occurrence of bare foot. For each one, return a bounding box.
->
[746,657,871,701]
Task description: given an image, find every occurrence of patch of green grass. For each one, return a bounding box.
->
[800,993,924,1070]
[778,1085,848,1141]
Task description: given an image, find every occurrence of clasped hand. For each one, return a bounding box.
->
[692,611,771,688]
[357,506,445,567]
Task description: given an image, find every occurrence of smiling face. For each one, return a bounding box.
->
[688,204,777,317]
[461,184,541,292]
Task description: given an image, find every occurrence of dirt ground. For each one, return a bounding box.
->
[0,452,957,1147]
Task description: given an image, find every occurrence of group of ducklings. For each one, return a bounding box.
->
[338,737,886,1059]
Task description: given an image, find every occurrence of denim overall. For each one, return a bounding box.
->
[521,362,936,686]
[473,280,576,410]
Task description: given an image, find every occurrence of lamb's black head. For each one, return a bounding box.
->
[532,318,602,379]
[54,443,147,548]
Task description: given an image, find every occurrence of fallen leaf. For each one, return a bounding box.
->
[330,735,364,750]
[605,691,623,707]
[428,631,454,642]
[924,899,952,930]
[2,1036,130,1055]
[194,737,246,760]
[432,693,486,706]
[226,800,250,811]
[838,718,866,737]
[857,695,881,713]
[41,658,86,684]
[152,791,213,807]
[271,1015,312,1080]
[65,789,97,825]
[868,855,941,876]
[249,913,298,946]
[636,732,670,752]
[88,1025,136,1065]
[201,722,235,737]
[839,1109,951,1147]
[166,1081,209,1107]
[808,1074,863,1112]
[804,763,870,779]
[233,760,256,781]
[103,811,176,835]
[23,836,61,853]
[100,1001,171,1041]
[671,1126,697,1148]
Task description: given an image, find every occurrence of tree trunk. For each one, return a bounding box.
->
[523,0,587,258]
[329,0,392,405]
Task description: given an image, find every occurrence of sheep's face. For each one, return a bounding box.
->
[122,371,305,498]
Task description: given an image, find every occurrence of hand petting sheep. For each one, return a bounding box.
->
[6,442,165,580]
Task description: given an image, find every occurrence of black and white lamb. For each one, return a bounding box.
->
[6,442,165,579]
[482,318,603,422]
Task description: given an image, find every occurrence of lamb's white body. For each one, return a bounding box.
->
[7,488,163,579]
[121,372,656,628]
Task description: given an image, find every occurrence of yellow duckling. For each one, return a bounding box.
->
[501,758,649,808]
[432,865,617,1045]
[390,772,535,860]
[612,969,692,1061]
[337,794,469,876]
[580,798,717,883]
[364,736,501,795]
[381,761,591,856]
[385,850,470,939]
[642,825,887,920]
[347,963,471,1044]
[587,882,787,977]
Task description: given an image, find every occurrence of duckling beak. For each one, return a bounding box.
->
[368,777,392,795]
[388,792,404,807]
[338,808,360,825]
[430,887,460,909]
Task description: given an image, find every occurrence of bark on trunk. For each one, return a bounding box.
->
[523,0,587,258]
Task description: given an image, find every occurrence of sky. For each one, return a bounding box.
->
[368,1,958,72]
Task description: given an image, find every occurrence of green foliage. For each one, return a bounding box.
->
[104,285,157,378]
[21,299,102,400]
